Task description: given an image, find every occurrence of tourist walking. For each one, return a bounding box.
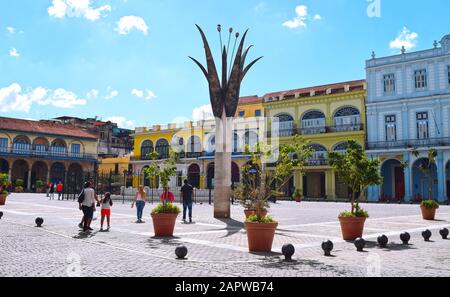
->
[132,186,147,223]
[57,181,63,200]
[46,181,51,198]
[78,181,98,234]
[100,192,113,231]
[49,183,55,200]
[180,180,194,223]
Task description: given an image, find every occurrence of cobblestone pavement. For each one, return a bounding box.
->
[1,194,450,277]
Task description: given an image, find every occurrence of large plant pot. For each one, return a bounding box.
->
[421,206,437,221]
[245,222,278,252]
[294,197,302,203]
[244,209,268,219]
[0,195,6,206]
[151,213,178,237]
[339,217,366,241]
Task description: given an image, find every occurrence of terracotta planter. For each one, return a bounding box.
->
[245,222,278,252]
[244,209,268,219]
[151,213,178,237]
[339,216,366,241]
[0,195,6,206]
[421,206,437,221]
[294,196,302,203]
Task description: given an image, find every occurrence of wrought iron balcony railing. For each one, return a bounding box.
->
[0,146,97,161]
[367,137,450,150]
[268,124,364,138]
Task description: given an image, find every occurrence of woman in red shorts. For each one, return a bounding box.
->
[100,192,113,231]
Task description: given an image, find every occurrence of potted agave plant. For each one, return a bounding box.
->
[144,150,181,237]
[411,149,440,221]
[235,136,313,252]
[292,188,302,202]
[15,179,24,193]
[0,173,9,205]
[329,141,382,241]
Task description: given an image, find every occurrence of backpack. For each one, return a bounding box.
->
[78,189,85,204]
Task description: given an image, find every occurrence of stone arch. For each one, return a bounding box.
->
[170,136,184,154]
[31,161,48,188]
[187,163,201,188]
[140,140,154,160]
[50,162,65,184]
[50,139,67,156]
[412,158,438,200]
[205,134,215,154]
[333,106,361,129]
[274,113,294,136]
[380,159,405,201]
[11,159,29,188]
[12,135,31,153]
[332,142,350,152]
[155,139,169,159]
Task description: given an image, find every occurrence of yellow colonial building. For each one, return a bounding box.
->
[0,117,98,192]
[263,80,367,199]
[131,96,265,189]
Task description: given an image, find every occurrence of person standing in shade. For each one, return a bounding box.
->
[49,183,55,200]
[132,186,147,223]
[79,181,98,234]
[180,180,194,223]
[57,181,63,200]
[46,181,51,198]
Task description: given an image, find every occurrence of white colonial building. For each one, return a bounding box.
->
[366,34,450,203]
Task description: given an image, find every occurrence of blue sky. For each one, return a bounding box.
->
[1,0,449,129]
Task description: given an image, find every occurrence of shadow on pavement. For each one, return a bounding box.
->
[216,218,244,238]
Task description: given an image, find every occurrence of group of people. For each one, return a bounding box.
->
[46,181,63,200]
[76,179,195,234]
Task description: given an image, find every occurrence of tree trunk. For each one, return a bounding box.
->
[213,109,232,218]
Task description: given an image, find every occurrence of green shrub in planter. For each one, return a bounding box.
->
[15,179,24,187]
[246,215,277,224]
[421,200,440,210]
[151,202,181,215]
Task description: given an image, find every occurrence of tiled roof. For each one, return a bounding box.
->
[238,95,262,105]
[0,117,98,140]
[263,79,366,100]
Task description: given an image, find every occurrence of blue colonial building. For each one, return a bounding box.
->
[366,34,450,203]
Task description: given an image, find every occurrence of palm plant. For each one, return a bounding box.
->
[411,148,439,205]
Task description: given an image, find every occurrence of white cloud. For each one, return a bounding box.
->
[6,27,15,34]
[0,84,85,112]
[9,48,20,57]
[106,116,134,129]
[131,88,144,98]
[131,88,157,100]
[390,27,419,51]
[116,16,149,35]
[48,0,111,22]
[171,116,190,124]
[283,5,321,29]
[86,89,99,99]
[192,104,214,122]
[37,88,87,108]
[105,87,118,99]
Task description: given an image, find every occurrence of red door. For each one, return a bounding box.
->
[394,167,405,200]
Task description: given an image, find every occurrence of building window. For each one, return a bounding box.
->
[114,164,119,175]
[448,65,450,85]
[383,74,396,93]
[416,112,429,139]
[255,109,261,117]
[71,143,81,154]
[385,115,397,141]
[414,69,427,90]
[239,111,245,117]
[0,138,7,152]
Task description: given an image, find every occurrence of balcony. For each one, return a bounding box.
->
[367,137,450,150]
[306,158,329,166]
[0,146,97,161]
[268,124,364,138]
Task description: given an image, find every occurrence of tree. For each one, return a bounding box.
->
[190,25,262,218]
[235,136,313,221]
[411,148,438,201]
[328,140,382,216]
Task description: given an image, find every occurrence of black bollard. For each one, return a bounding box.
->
[377,235,389,248]
[422,230,432,242]
[354,238,366,252]
[281,244,295,261]
[0,211,3,220]
[439,228,449,240]
[175,245,188,260]
[400,232,411,245]
[321,240,334,257]
[35,217,44,227]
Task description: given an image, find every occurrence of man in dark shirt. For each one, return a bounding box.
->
[180,180,194,223]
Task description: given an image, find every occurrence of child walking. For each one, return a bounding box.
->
[100,192,113,231]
